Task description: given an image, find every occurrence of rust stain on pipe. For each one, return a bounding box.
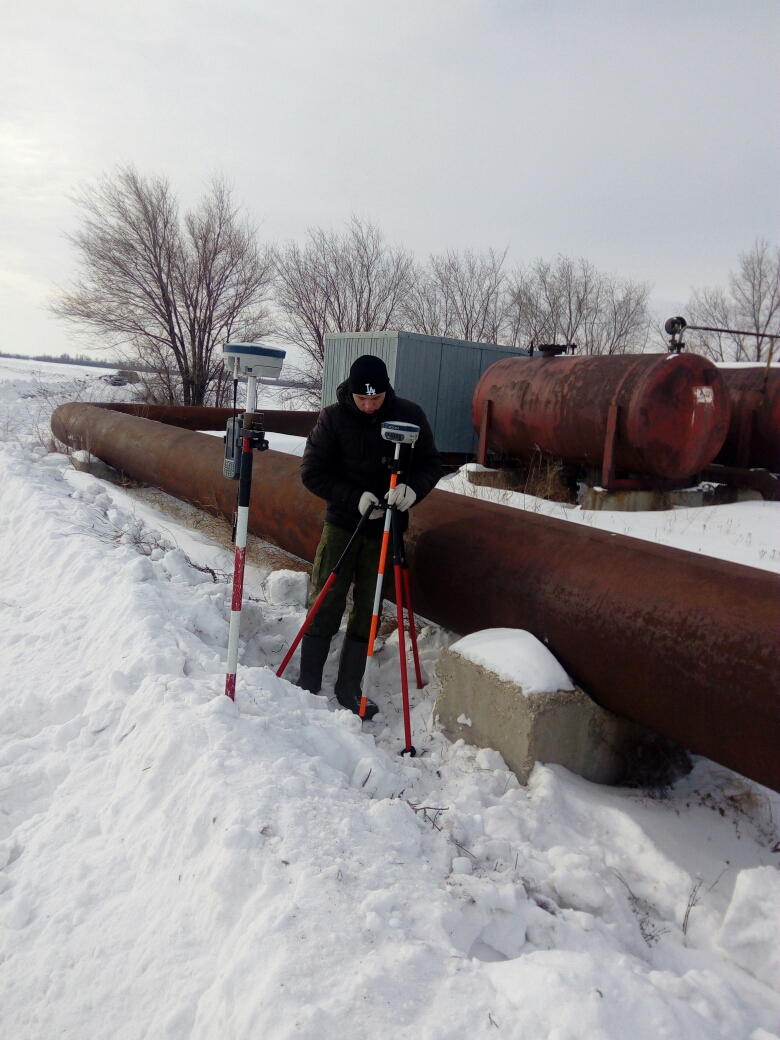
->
[52,403,780,793]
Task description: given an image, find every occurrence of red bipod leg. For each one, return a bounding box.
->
[401,564,423,690]
[393,561,415,755]
[277,510,372,680]
[390,511,415,756]
[275,572,337,679]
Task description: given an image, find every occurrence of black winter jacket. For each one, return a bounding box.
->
[301,382,443,536]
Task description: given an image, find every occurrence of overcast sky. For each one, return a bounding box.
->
[2,0,778,359]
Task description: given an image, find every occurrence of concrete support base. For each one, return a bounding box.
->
[580,485,762,511]
[434,645,650,786]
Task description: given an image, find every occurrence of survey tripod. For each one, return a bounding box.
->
[277,421,424,755]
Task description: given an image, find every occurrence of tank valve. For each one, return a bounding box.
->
[665,316,687,353]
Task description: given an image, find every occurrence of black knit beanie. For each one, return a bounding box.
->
[347,355,391,396]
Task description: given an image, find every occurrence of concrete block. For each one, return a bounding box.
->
[435,642,648,786]
[580,484,762,511]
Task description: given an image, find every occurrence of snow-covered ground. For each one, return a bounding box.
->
[2,358,780,1039]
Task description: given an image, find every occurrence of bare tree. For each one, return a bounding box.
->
[686,239,780,362]
[274,217,413,402]
[403,247,511,343]
[506,255,651,354]
[51,166,274,405]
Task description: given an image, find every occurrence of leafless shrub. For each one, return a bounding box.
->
[51,166,275,406]
[686,773,779,848]
[682,880,703,935]
[612,870,670,946]
[507,256,652,355]
[403,247,511,344]
[406,801,449,831]
[685,238,780,362]
[274,216,413,404]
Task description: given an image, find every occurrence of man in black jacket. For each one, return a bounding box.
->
[299,354,442,718]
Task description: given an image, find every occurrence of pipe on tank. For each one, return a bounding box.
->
[714,367,780,472]
[52,403,780,793]
[472,353,731,480]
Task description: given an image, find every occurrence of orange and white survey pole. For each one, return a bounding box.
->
[359,422,420,753]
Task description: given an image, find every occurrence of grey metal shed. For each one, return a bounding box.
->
[322,331,528,454]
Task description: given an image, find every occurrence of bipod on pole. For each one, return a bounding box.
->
[390,508,416,756]
[398,532,424,691]
[220,342,286,700]
[276,510,372,680]
[224,414,269,700]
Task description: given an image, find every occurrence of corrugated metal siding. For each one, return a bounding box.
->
[393,333,443,431]
[434,342,486,452]
[322,333,399,406]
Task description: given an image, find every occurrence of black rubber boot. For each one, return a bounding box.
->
[296,634,331,693]
[334,636,379,720]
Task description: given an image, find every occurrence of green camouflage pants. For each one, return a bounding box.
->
[306,522,391,641]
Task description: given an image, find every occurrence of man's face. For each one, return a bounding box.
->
[352,391,386,414]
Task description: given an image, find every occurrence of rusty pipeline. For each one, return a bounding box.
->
[473,353,731,481]
[52,403,780,793]
[83,402,319,435]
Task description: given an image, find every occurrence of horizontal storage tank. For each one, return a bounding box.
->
[714,365,780,472]
[472,353,731,481]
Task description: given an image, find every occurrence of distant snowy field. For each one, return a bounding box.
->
[1,358,779,1039]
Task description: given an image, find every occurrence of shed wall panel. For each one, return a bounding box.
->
[394,334,443,432]
[436,344,485,452]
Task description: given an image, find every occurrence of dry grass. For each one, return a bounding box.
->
[470,453,575,504]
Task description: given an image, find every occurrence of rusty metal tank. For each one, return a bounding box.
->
[714,365,780,472]
[472,353,731,480]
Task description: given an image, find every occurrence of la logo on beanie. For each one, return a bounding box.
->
[348,354,390,395]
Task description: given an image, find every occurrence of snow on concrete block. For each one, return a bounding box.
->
[435,628,646,785]
[718,866,780,991]
[265,569,309,607]
[449,628,574,694]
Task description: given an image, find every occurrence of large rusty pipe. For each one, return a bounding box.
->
[472,353,731,480]
[52,403,780,792]
[83,403,319,435]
